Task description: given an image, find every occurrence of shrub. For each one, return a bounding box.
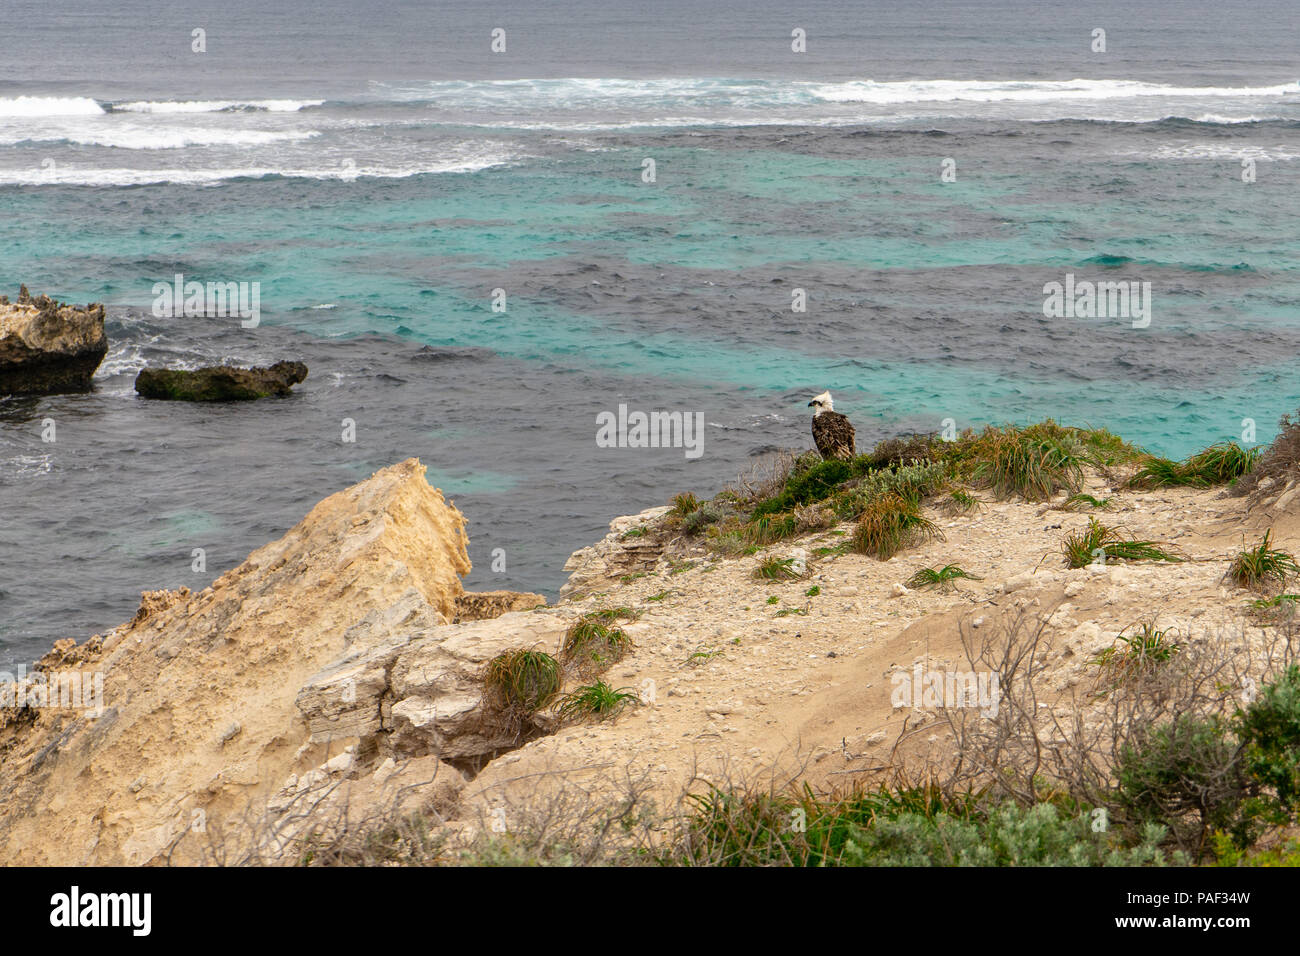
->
[864,433,939,470]
[1233,665,1300,833]
[843,802,1182,867]
[852,492,943,559]
[681,502,724,535]
[835,460,950,519]
[1234,409,1300,501]
[1226,530,1300,593]
[751,457,859,517]
[1115,715,1244,854]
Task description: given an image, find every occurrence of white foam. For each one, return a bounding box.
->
[0,96,104,117]
[805,78,1299,105]
[0,126,321,150]
[0,155,514,186]
[113,99,324,113]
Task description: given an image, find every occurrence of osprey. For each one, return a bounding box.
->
[808,390,856,460]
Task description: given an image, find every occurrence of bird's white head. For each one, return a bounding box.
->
[807,390,834,415]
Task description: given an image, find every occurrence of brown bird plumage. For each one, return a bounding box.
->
[808,391,856,460]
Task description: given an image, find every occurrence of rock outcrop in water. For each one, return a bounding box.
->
[0,286,108,395]
[134,360,308,401]
[0,459,545,865]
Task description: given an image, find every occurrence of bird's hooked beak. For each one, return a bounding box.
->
[807,400,817,407]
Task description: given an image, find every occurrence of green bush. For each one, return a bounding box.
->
[1115,715,1243,852]
[843,802,1184,867]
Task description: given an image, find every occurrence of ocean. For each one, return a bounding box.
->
[1,0,1298,669]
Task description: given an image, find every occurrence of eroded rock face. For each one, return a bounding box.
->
[134,360,308,401]
[0,286,108,395]
[559,506,672,598]
[0,458,550,865]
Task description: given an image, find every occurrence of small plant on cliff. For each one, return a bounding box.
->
[1250,593,1300,625]
[562,614,634,674]
[484,649,562,716]
[557,681,639,722]
[905,564,983,590]
[670,492,701,516]
[1128,442,1258,489]
[1062,518,1183,568]
[586,606,639,623]
[1227,531,1300,593]
[940,423,1085,501]
[755,556,802,581]
[852,492,943,560]
[1063,492,1113,511]
[941,488,982,515]
[1092,621,1181,681]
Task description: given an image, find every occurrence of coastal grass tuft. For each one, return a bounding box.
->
[1063,492,1113,511]
[755,556,802,581]
[905,564,983,590]
[1062,518,1183,568]
[670,492,701,516]
[1092,621,1182,681]
[557,681,638,722]
[562,613,634,674]
[484,649,562,715]
[1227,531,1300,593]
[1128,442,1259,489]
[941,488,982,515]
[852,492,943,560]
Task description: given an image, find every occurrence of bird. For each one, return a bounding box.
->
[808,390,857,460]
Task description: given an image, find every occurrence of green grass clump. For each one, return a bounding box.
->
[942,488,982,515]
[1062,518,1183,568]
[852,492,943,560]
[974,430,1084,501]
[744,512,800,546]
[1064,492,1113,510]
[805,585,821,597]
[1092,622,1181,680]
[562,613,634,674]
[1227,530,1300,593]
[681,502,725,535]
[556,681,638,722]
[1128,442,1259,489]
[670,491,700,515]
[484,649,562,715]
[1250,593,1300,625]
[939,421,1141,501]
[751,457,861,517]
[835,460,950,519]
[905,564,983,590]
[755,556,802,581]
